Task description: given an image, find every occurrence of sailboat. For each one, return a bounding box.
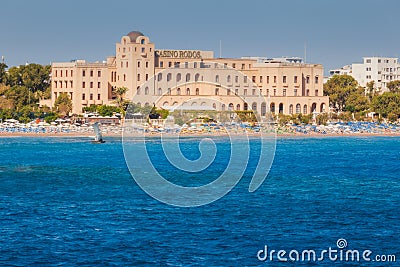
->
[91,122,105,143]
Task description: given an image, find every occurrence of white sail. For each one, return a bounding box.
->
[92,122,103,142]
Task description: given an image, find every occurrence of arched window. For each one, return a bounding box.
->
[215,75,219,83]
[212,103,217,109]
[303,104,308,114]
[186,73,190,82]
[236,104,241,111]
[186,88,190,95]
[177,88,181,95]
[227,75,231,83]
[158,88,162,95]
[137,86,141,95]
[167,73,172,82]
[289,104,294,114]
[163,101,169,107]
[279,103,284,114]
[195,88,199,95]
[270,103,275,113]
[176,73,181,82]
[158,73,162,81]
[195,73,200,82]
[145,87,149,95]
[172,102,178,106]
[261,102,266,116]
[228,103,234,110]
[215,88,219,95]
[141,39,145,44]
[252,102,257,111]
[244,103,248,110]
[296,104,301,114]
[222,104,226,111]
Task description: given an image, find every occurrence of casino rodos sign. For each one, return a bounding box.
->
[155,50,202,59]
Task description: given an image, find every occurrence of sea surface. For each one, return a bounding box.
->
[0,136,399,266]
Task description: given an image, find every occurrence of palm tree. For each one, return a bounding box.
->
[115,86,128,110]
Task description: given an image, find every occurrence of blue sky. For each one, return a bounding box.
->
[1,0,399,75]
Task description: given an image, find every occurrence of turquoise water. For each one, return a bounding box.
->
[0,136,399,266]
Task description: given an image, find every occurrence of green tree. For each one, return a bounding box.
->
[387,80,400,93]
[316,113,329,125]
[366,81,378,101]
[0,63,7,84]
[345,87,369,113]
[324,75,359,112]
[115,86,128,110]
[3,85,33,109]
[54,93,72,116]
[371,92,400,118]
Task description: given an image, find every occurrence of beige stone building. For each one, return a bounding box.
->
[49,31,329,116]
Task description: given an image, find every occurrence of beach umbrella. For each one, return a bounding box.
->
[5,119,19,123]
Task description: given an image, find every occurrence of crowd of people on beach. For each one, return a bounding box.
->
[1,117,400,136]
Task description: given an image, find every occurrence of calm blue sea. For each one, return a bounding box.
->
[0,136,399,266]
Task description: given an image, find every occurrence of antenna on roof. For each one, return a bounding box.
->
[219,40,222,58]
[304,42,307,63]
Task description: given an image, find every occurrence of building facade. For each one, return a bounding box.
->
[49,31,329,116]
[329,57,400,92]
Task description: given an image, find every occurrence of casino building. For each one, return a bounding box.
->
[49,31,329,116]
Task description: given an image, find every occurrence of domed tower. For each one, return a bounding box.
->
[115,31,155,101]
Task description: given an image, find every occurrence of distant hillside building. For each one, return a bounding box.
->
[48,31,329,115]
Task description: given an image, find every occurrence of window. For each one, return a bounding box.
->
[195,73,200,82]
[215,88,219,95]
[146,62,149,68]
[90,82,93,88]
[315,76,319,84]
[252,76,256,83]
[97,94,101,100]
[82,70,86,77]
[232,63,236,68]
[227,75,231,83]
[82,82,85,88]
[145,87,149,95]
[378,59,381,63]
[195,88,199,95]
[252,89,256,95]
[227,89,231,95]
[194,62,197,68]
[158,88,162,95]
[289,104,293,114]
[260,76,263,83]
[273,89,276,96]
[244,89,247,96]
[141,47,145,53]
[98,82,101,88]
[90,70,93,77]
[294,76,298,83]
[266,89,269,96]
[55,70,58,77]
[303,105,308,114]
[90,93,93,100]
[235,76,239,83]
[283,76,287,83]
[241,64,245,70]
[366,59,371,63]
[60,81,62,89]
[137,86,141,95]
[283,89,286,96]
[306,76,310,84]
[158,73,162,81]
[186,73,190,82]
[138,62,141,68]
[126,62,128,68]
[146,74,148,81]
[160,61,164,68]
[235,89,239,95]
[273,76,277,83]
[82,93,85,100]
[215,75,219,83]
[244,76,247,83]
[177,73,181,82]
[168,62,172,67]
[97,70,101,77]
[137,74,140,81]
[315,90,318,96]
[186,88,190,95]
[294,89,298,96]
[267,76,270,84]
[177,88,181,95]
[296,104,301,114]
[141,39,145,44]
[123,74,126,81]
[54,81,57,88]
[167,88,171,95]
[306,89,310,96]
[167,73,172,82]
[65,70,67,77]
[60,70,62,77]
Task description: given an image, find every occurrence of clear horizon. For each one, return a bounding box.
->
[1,0,399,75]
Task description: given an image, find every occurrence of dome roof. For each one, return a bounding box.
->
[127,31,144,43]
